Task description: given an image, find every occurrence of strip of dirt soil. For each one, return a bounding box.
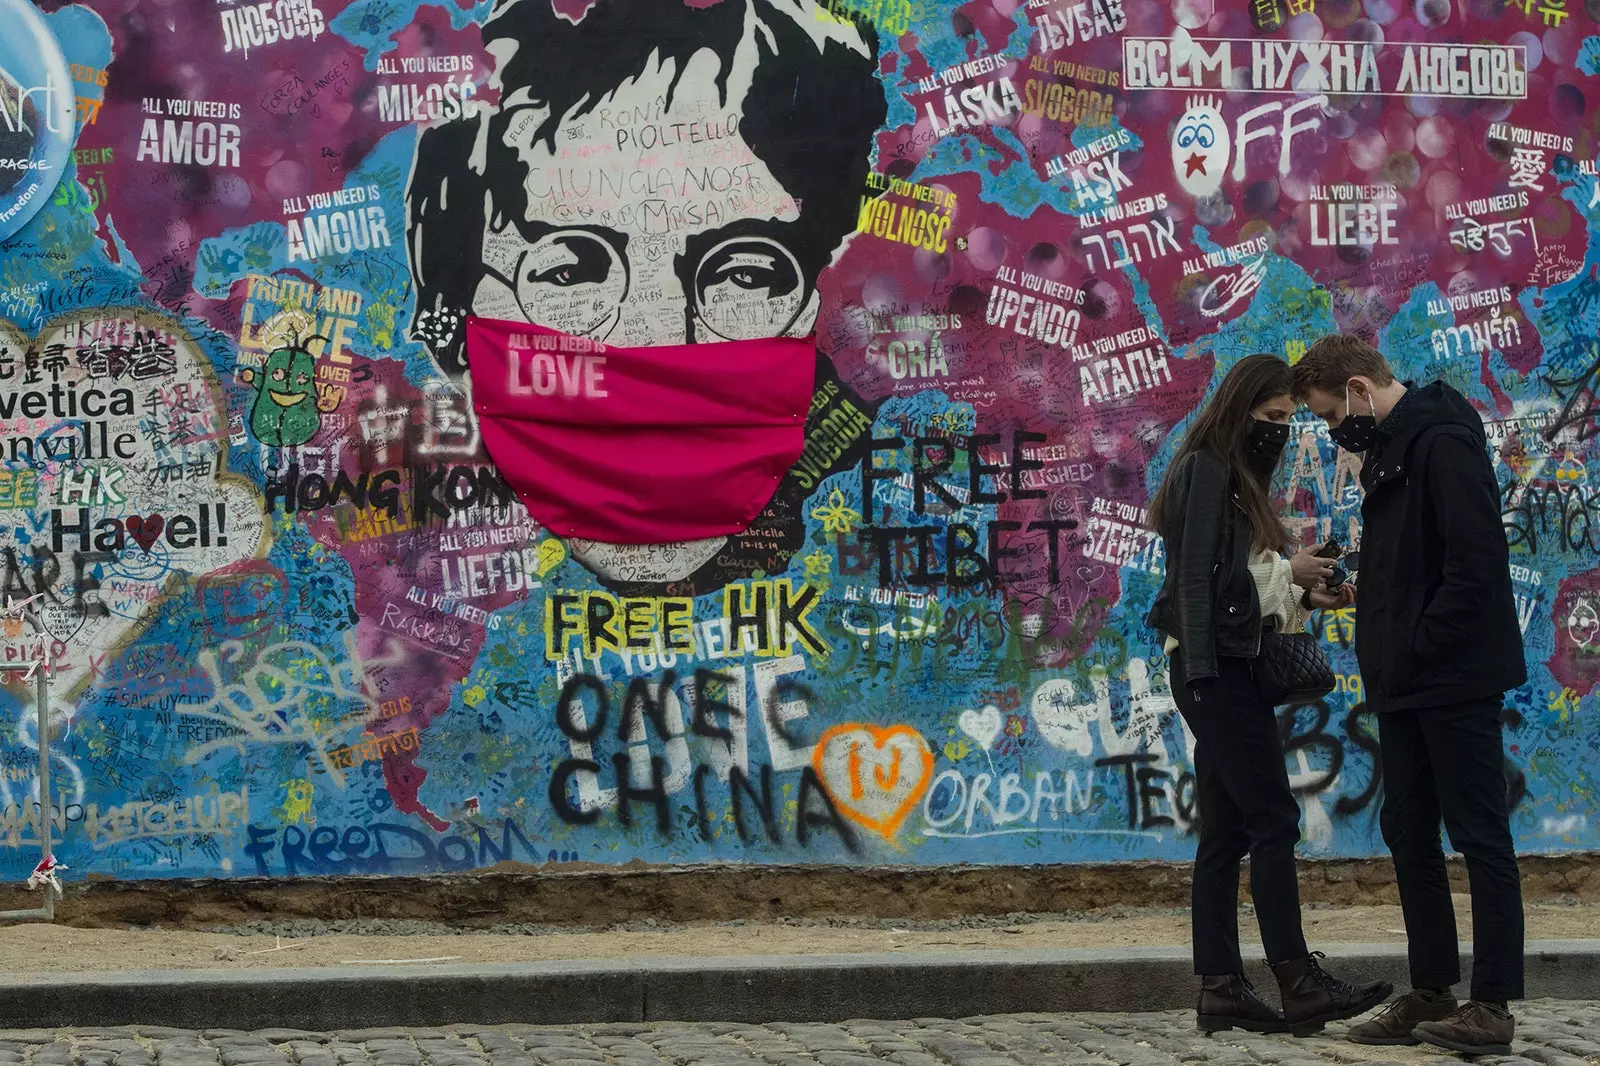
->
[8,856,1595,931]
[2,897,1596,973]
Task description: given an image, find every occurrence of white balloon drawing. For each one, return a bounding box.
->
[1173,94,1230,198]
[957,705,1003,752]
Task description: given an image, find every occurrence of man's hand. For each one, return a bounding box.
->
[1291,546,1336,587]
[1307,584,1357,610]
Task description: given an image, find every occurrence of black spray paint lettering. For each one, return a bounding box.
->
[411,464,517,522]
[261,463,515,523]
[1096,753,1195,830]
[546,669,858,852]
[1277,699,1529,817]
[50,507,227,553]
[1277,700,1346,797]
[1503,481,1600,556]
[857,434,1080,586]
[862,432,1056,513]
[838,522,1081,589]
[0,546,114,617]
[262,463,403,518]
[1541,344,1600,443]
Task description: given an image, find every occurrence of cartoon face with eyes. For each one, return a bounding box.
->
[1173,95,1230,199]
[1569,599,1599,648]
[243,345,321,447]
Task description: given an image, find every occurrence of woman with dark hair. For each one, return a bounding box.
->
[1146,354,1391,1036]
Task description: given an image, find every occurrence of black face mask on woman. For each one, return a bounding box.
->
[1247,418,1290,470]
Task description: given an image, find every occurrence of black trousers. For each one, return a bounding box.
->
[1172,652,1310,974]
[1378,698,1524,1002]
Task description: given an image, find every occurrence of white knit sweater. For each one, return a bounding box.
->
[1164,548,1313,654]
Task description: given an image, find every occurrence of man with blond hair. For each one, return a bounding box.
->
[1293,334,1525,1056]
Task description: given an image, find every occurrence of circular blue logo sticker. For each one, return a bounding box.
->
[0,0,76,244]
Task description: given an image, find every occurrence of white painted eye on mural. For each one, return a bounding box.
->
[692,236,808,342]
[509,230,629,338]
[1172,95,1230,199]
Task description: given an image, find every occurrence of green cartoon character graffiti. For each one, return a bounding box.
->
[240,344,328,447]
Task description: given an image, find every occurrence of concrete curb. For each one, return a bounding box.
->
[1,940,1596,1030]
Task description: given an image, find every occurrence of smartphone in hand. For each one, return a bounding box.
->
[1314,538,1346,589]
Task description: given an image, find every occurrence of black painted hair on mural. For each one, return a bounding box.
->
[1146,353,1294,554]
[406,0,888,375]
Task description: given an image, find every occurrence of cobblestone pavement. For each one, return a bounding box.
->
[2,1001,1598,1066]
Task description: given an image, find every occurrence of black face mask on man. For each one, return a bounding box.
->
[1329,391,1379,453]
[1247,418,1290,470]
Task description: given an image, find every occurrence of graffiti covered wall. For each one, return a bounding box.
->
[1,0,1598,882]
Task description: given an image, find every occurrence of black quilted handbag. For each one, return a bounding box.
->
[1255,630,1335,706]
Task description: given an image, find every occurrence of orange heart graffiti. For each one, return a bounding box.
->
[811,723,934,841]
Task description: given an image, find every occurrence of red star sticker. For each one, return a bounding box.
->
[1184,152,1208,177]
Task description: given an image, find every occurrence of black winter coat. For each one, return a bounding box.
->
[1355,381,1526,711]
[1147,449,1262,685]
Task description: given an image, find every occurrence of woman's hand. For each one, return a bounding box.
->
[1290,546,1336,588]
[1307,584,1357,610]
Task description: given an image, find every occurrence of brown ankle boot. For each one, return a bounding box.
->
[1269,952,1394,1036]
[1196,973,1288,1034]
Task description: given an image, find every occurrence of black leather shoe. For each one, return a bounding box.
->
[1269,952,1394,1037]
[1196,973,1289,1034]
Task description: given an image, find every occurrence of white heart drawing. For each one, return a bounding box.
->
[958,705,1003,751]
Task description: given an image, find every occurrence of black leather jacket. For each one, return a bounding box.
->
[1146,449,1262,684]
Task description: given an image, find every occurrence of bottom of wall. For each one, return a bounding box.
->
[0,854,1594,931]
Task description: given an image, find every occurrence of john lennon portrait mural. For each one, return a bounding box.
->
[408,0,888,589]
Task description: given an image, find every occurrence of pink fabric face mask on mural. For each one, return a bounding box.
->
[465,315,816,544]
